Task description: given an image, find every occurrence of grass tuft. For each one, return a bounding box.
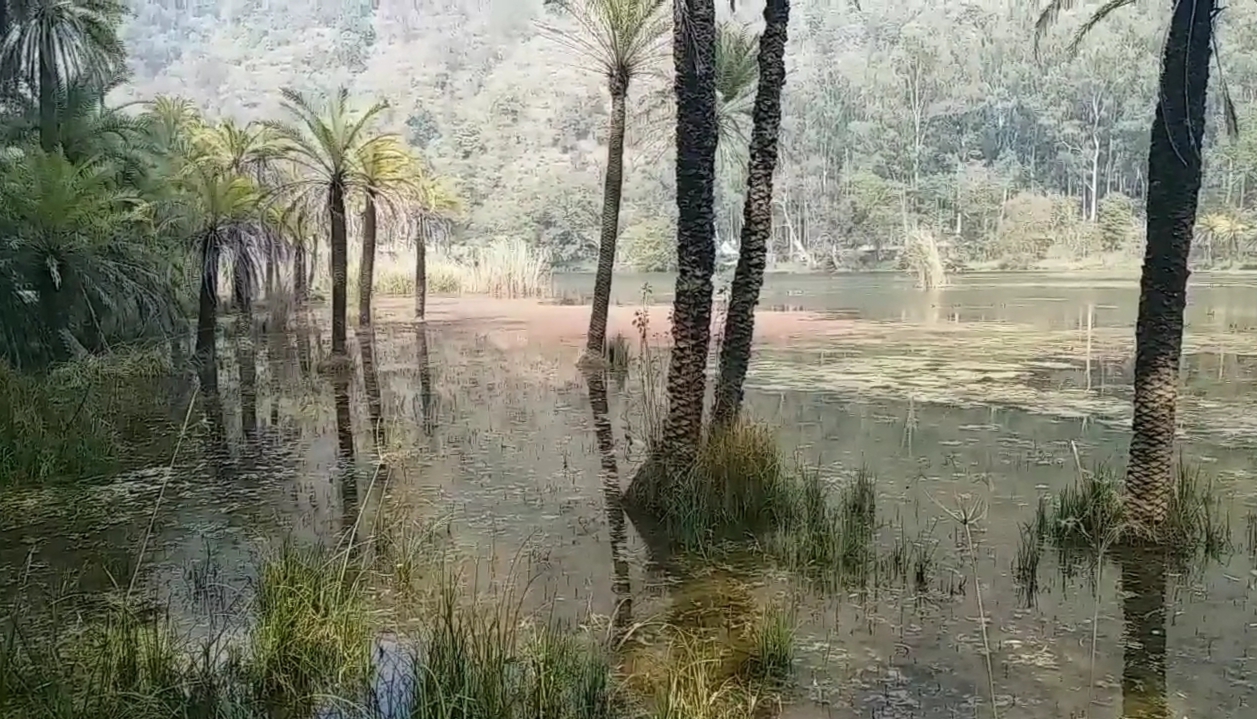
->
[1030,463,1231,582]
[249,541,372,702]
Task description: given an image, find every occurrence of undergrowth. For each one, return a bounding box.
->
[1017,463,1231,587]
[0,349,172,485]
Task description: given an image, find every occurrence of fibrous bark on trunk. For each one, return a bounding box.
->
[586,76,629,357]
[330,180,349,356]
[415,213,428,320]
[711,0,789,428]
[659,0,719,466]
[358,190,378,326]
[1125,0,1214,530]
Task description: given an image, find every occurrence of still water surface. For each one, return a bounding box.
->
[4,271,1257,717]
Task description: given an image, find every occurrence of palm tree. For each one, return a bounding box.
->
[266,87,388,357]
[541,0,668,359]
[351,133,417,326]
[413,173,459,321]
[1037,0,1219,529]
[659,0,720,465]
[711,0,789,428]
[0,149,176,368]
[172,164,267,393]
[196,119,285,312]
[0,0,126,151]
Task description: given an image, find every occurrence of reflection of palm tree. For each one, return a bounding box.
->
[416,323,435,435]
[357,326,385,453]
[332,371,358,545]
[1118,547,1169,719]
[236,315,258,444]
[582,365,633,635]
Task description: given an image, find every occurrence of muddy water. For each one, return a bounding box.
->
[4,272,1257,717]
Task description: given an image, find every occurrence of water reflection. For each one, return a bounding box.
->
[332,369,358,545]
[236,315,258,444]
[581,365,632,636]
[359,327,385,452]
[415,323,435,435]
[1119,547,1169,719]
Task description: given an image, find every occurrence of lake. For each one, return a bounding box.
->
[3,270,1256,718]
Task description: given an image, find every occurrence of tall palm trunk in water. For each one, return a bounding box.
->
[196,233,220,391]
[294,242,307,302]
[660,0,719,464]
[711,0,789,428]
[358,190,378,326]
[1126,0,1214,529]
[329,180,349,356]
[414,214,428,319]
[585,75,629,357]
[1119,547,1168,719]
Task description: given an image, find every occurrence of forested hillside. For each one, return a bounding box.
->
[117,0,1257,270]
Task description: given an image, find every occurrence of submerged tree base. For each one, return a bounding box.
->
[1016,462,1230,593]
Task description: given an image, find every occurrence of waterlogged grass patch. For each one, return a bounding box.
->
[625,419,792,548]
[250,542,373,701]
[1021,463,1231,583]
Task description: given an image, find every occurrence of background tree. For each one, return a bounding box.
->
[711,0,789,428]
[541,0,668,358]
[0,0,126,151]
[413,173,460,320]
[266,87,388,357]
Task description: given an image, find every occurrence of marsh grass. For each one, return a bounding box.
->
[0,349,173,485]
[1028,463,1230,580]
[626,419,794,549]
[250,541,373,701]
[1,596,258,719]
[346,238,552,301]
[410,571,622,719]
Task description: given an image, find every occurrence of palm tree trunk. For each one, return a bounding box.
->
[38,34,56,152]
[711,0,789,428]
[659,0,720,465]
[196,233,219,380]
[586,81,629,357]
[1126,0,1214,529]
[294,241,307,302]
[414,214,428,319]
[1119,547,1169,719]
[358,191,378,326]
[330,181,349,356]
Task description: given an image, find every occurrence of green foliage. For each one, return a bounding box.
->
[250,542,372,700]
[1097,192,1134,251]
[0,362,117,484]
[620,216,675,271]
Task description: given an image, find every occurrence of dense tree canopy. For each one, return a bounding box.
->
[110,0,1257,270]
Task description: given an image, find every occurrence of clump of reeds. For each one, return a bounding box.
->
[733,605,795,688]
[625,419,792,549]
[249,541,373,702]
[768,469,880,588]
[1027,463,1230,581]
[410,572,622,719]
[2,596,257,719]
[607,332,631,377]
[902,228,947,289]
[454,238,553,298]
